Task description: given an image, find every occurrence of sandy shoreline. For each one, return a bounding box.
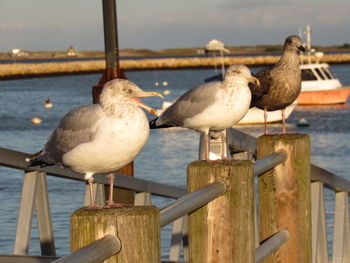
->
[1,54,350,79]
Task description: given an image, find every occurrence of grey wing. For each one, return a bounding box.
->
[157,82,220,126]
[38,104,104,164]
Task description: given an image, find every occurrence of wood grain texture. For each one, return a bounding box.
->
[71,206,160,263]
[187,160,255,263]
[257,134,311,263]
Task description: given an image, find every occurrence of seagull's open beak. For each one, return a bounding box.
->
[133,91,163,115]
[248,76,260,86]
[134,100,157,115]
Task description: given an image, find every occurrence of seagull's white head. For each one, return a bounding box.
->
[223,64,259,87]
[100,79,163,114]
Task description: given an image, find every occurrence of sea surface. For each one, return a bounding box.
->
[0,65,349,259]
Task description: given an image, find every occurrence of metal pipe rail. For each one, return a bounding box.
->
[255,230,290,263]
[160,150,290,261]
[253,149,288,177]
[0,147,186,199]
[311,164,350,192]
[52,235,121,263]
[160,180,227,227]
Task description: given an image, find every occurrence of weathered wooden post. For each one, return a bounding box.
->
[257,134,311,263]
[187,161,255,263]
[71,206,160,262]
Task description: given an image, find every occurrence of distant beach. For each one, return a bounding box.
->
[1,53,350,80]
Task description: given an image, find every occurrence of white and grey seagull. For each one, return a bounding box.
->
[26,79,162,210]
[150,64,259,161]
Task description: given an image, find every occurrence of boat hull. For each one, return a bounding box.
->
[238,103,296,125]
[297,86,350,105]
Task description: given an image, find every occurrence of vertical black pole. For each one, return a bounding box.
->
[94,0,126,103]
[102,0,119,78]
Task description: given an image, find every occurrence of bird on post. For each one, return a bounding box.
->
[250,35,305,134]
[149,64,259,161]
[26,79,163,210]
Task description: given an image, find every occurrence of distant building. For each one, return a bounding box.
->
[66,46,78,57]
[204,39,230,76]
[205,39,230,54]
[11,48,29,57]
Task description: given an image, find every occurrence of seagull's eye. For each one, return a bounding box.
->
[123,88,133,94]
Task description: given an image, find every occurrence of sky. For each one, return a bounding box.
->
[1,0,350,52]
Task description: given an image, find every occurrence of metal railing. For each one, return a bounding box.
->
[52,235,121,263]
[224,128,350,263]
[0,127,349,262]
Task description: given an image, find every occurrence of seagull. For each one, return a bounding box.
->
[250,35,305,134]
[45,97,53,109]
[149,64,259,161]
[26,79,162,209]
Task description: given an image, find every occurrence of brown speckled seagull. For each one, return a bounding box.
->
[250,35,305,134]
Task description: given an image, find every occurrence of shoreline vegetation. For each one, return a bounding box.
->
[1,45,350,79]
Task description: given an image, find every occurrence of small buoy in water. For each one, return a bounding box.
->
[45,98,53,109]
[163,90,170,96]
[297,118,309,127]
[155,82,159,86]
[162,81,168,86]
[31,117,42,124]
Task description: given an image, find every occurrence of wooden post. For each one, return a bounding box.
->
[71,206,160,262]
[257,134,311,263]
[187,161,255,263]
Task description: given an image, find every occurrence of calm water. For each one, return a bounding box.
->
[0,65,349,258]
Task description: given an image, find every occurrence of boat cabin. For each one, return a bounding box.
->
[300,63,342,92]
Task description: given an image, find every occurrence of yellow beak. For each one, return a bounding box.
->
[248,76,260,86]
[137,91,164,99]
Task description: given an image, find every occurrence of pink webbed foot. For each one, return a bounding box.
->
[104,201,132,209]
[85,204,104,211]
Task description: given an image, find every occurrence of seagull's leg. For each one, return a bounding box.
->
[220,130,227,160]
[206,131,213,161]
[105,173,123,208]
[105,173,132,208]
[86,177,103,210]
[264,108,268,135]
[281,108,287,134]
[204,131,210,161]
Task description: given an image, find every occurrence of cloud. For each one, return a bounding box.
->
[1,0,349,51]
[214,0,350,28]
[0,19,104,51]
[117,0,350,48]
[0,23,28,30]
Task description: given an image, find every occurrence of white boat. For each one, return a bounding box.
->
[297,25,350,105]
[237,103,297,125]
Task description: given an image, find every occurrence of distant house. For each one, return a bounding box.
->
[204,39,230,75]
[11,48,29,57]
[205,39,230,54]
[66,46,78,57]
